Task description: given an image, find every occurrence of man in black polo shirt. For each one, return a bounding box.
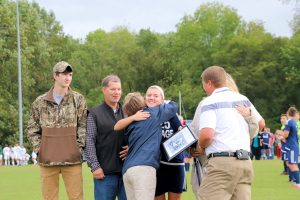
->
[85,75,127,200]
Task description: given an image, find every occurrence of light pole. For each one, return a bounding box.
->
[179,91,181,116]
[16,0,23,145]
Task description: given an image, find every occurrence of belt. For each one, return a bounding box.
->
[207,152,237,159]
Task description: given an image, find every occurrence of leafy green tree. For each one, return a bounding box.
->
[70,27,145,107]
[2,0,300,142]
[219,21,290,129]
[134,29,171,92]
[0,0,79,146]
[159,2,243,118]
[281,33,300,108]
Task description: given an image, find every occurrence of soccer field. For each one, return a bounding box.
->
[0,159,299,200]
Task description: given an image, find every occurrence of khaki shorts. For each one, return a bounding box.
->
[123,165,156,200]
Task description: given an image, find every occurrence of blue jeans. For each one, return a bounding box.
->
[94,174,127,200]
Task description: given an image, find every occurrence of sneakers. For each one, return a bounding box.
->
[280,171,289,175]
[291,184,300,189]
[289,178,296,184]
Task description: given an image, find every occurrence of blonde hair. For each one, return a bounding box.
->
[123,92,145,116]
[146,85,165,99]
[226,73,239,93]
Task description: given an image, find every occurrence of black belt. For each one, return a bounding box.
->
[207,152,237,159]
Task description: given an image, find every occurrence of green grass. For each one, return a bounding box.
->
[0,159,299,200]
[251,159,300,200]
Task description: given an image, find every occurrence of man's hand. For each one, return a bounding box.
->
[189,147,202,157]
[120,145,128,160]
[195,144,206,156]
[93,168,105,180]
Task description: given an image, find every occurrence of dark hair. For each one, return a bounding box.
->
[102,75,121,87]
[123,92,145,116]
[55,68,72,76]
[201,66,226,87]
[281,114,287,118]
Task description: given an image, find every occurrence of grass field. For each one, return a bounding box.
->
[1,159,299,200]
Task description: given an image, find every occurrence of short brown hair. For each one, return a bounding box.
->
[123,92,145,116]
[287,106,298,117]
[201,66,226,87]
[102,75,121,87]
[281,114,287,118]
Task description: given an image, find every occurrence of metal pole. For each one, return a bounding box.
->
[16,0,23,145]
[179,91,181,116]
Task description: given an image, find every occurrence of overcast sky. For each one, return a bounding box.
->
[30,0,296,39]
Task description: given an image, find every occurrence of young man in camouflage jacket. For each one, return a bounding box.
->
[27,61,87,200]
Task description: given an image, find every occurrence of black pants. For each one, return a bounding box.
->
[251,146,261,160]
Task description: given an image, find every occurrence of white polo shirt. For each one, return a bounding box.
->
[199,87,261,155]
[190,101,203,138]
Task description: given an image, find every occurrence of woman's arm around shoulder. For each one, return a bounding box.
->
[114,110,150,131]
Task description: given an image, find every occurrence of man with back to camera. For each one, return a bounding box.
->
[27,61,87,200]
[85,75,128,200]
[196,66,261,200]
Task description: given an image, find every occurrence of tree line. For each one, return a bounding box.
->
[1,0,300,148]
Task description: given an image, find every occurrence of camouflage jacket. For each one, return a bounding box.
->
[27,87,87,166]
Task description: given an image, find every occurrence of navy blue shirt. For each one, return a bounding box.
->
[281,125,287,152]
[261,132,270,145]
[122,101,178,175]
[284,119,299,149]
[160,116,184,163]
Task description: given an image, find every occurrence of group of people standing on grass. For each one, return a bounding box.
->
[248,109,300,190]
[0,144,32,166]
[275,110,300,189]
[26,60,188,200]
[26,61,295,200]
[250,127,277,161]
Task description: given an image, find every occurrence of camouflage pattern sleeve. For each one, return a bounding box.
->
[26,99,42,153]
[76,94,87,152]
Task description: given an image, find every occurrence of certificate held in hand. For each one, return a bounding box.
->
[162,125,198,161]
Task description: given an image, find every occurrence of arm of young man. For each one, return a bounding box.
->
[76,95,87,153]
[26,101,42,154]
